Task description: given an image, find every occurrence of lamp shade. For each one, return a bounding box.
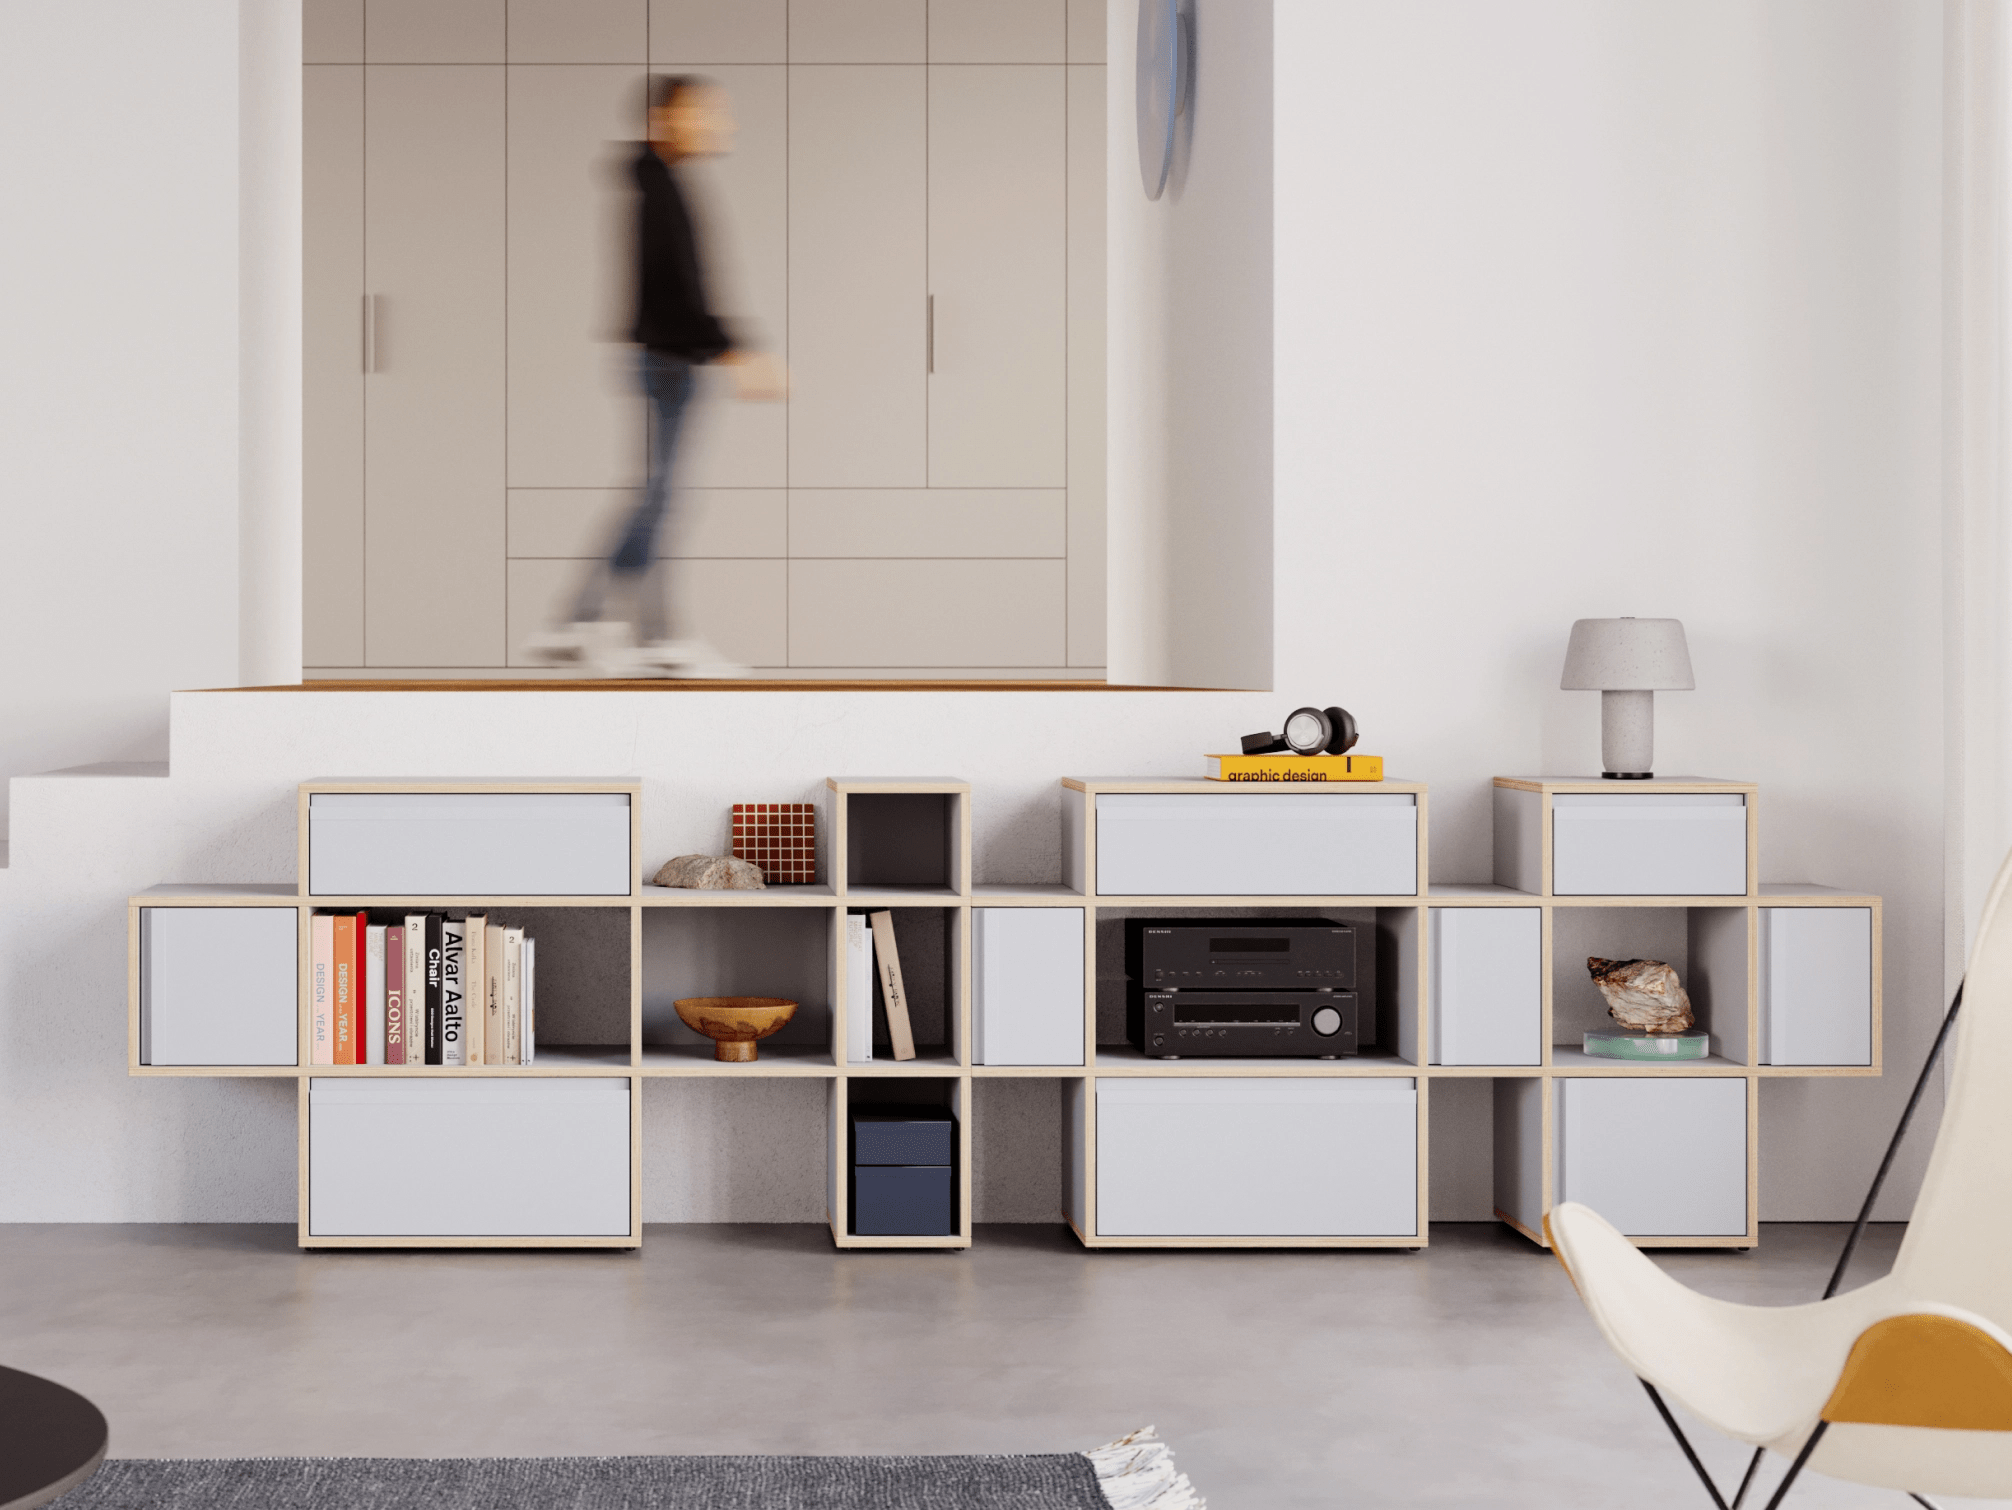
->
[1560,618,1694,691]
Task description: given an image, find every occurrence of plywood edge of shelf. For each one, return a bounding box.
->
[131,1064,304,1077]
[834,1234,972,1249]
[1086,893,1425,907]
[304,894,639,907]
[1492,776,1758,793]
[299,1234,641,1250]
[1091,1052,1421,1076]
[1080,1233,1425,1249]
[826,777,971,793]
[1545,1050,1749,1075]
[971,1063,1088,1076]
[1064,777,1428,795]
[299,777,643,793]
[131,885,300,905]
[1426,1063,1544,1077]
[640,884,839,906]
[1496,1210,1548,1247]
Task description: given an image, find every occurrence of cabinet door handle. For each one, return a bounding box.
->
[927,293,934,375]
[363,293,378,374]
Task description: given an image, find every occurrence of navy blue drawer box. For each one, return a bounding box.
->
[852,1109,955,1167]
[853,1165,954,1236]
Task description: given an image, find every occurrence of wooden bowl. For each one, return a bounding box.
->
[673,996,799,1062]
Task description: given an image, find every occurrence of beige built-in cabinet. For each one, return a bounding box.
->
[304,0,1108,677]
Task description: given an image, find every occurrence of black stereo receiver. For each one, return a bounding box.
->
[1124,917,1356,990]
[1127,988,1360,1058]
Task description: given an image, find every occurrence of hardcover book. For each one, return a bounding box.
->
[845,913,874,1064]
[364,923,386,1066]
[384,924,406,1066]
[485,922,505,1067]
[868,910,916,1061]
[502,927,524,1066]
[332,913,356,1066]
[424,913,445,1065]
[404,914,427,1065]
[1204,753,1385,782]
[441,915,467,1066]
[463,913,487,1066]
[522,936,536,1065]
[310,914,334,1066]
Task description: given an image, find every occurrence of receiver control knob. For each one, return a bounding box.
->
[1311,1005,1343,1037]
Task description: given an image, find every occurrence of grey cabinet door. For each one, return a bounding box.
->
[364,65,507,666]
[788,65,928,487]
[927,65,1065,487]
[506,64,646,491]
[303,65,364,667]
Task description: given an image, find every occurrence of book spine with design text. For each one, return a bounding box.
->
[462,914,487,1065]
[384,924,406,1065]
[441,915,466,1065]
[502,927,523,1066]
[869,910,916,1061]
[364,923,385,1066]
[311,914,333,1065]
[424,913,444,1064]
[404,915,427,1065]
[332,913,356,1065]
[485,923,506,1067]
[522,936,536,1065]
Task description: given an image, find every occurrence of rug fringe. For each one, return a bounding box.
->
[1083,1426,1205,1510]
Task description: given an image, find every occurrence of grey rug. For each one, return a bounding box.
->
[56,1454,1110,1510]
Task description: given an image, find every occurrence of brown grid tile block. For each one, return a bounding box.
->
[731,802,817,884]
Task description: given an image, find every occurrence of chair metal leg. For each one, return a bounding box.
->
[1729,1446,1767,1508]
[1825,981,1964,1299]
[1642,1380,1733,1510]
[1760,1421,1828,1510]
[1906,1495,1942,1509]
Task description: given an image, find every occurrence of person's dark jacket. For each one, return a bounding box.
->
[631,145,732,360]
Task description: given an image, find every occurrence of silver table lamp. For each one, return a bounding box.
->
[1560,618,1694,779]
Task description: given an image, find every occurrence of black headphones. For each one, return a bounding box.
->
[1242,706,1359,757]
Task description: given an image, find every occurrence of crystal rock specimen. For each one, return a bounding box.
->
[654,854,767,890]
[1586,956,1693,1033]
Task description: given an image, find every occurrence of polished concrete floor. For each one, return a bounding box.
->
[0,1222,1994,1509]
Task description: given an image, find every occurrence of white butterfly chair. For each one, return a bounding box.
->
[1548,848,2012,1510]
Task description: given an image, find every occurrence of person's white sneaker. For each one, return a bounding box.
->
[523,620,633,670]
[658,640,751,679]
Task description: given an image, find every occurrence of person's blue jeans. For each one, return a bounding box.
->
[573,350,696,641]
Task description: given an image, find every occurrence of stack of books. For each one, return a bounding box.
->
[310,912,537,1067]
[845,909,916,1064]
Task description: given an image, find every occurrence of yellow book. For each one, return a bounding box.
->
[1204,753,1385,782]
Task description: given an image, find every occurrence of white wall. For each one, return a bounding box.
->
[1274,0,1946,1217]
[1106,0,1275,688]
[0,1,250,834]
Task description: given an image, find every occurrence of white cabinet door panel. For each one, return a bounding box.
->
[929,0,1065,61]
[142,908,300,1067]
[789,0,926,61]
[973,907,1084,1065]
[1556,1078,1747,1236]
[1760,907,1874,1066]
[364,65,507,666]
[789,67,927,486]
[1094,794,1419,897]
[928,65,1065,486]
[1431,907,1542,1066]
[653,0,786,62]
[507,557,788,668]
[1065,61,1106,665]
[673,65,789,488]
[507,65,646,490]
[304,66,365,667]
[508,0,646,62]
[310,1077,630,1236]
[1097,1078,1417,1236]
[789,559,1063,666]
[365,0,504,61]
[509,488,787,559]
[788,489,1064,557]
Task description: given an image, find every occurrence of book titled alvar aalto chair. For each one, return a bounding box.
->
[1550,851,2012,1509]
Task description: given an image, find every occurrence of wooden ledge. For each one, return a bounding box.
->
[213,678,1245,693]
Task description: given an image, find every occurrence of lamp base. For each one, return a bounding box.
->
[1602,771,1653,780]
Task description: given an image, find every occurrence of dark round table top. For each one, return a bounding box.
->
[0,1366,106,1510]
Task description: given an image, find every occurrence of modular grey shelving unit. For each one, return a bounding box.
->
[128,773,1880,1251]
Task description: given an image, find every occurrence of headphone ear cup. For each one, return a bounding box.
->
[1322,706,1358,755]
[1241,730,1285,755]
[1280,707,1332,756]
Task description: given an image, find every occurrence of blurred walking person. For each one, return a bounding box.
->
[528,74,783,676]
